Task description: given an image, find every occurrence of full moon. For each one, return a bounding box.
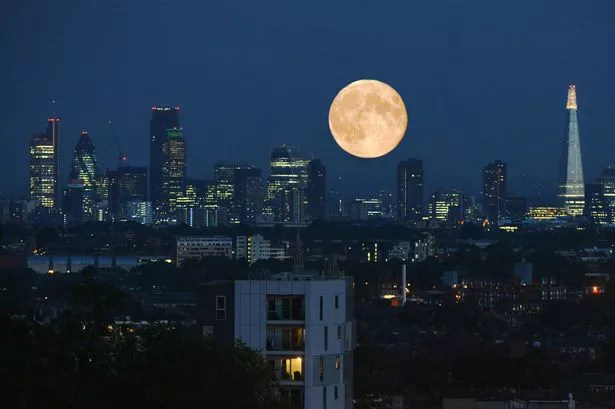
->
[328,79,408,159]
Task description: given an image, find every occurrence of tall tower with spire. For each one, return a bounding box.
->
[557,85,585,216]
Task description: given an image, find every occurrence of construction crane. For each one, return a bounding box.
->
[107,120,128,168]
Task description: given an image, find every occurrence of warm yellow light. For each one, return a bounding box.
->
[329,79,408,159]
[566,85,577,110]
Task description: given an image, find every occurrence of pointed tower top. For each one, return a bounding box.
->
[566,84,577,110]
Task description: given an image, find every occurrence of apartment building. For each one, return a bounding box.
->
[176,236,233,267]
[236,234,290,264]
[198,271,355,409]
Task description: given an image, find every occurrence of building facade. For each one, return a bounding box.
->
[483,160,507,225]
[267,145,311,222]
[29,118,60,209]
[160,128,186,222]
[68,131,100,219]
[236,234,290,264]
[397,158,424,222]
[557,85,585,216]
[198,273,356,409]
[176,236,233,266]
[150,106,180,215]
[306,159,326,221]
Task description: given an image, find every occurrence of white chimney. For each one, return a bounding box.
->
[401,264,407,306]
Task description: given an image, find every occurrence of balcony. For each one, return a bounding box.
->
[266,327,305,352]
[267,296,304,321]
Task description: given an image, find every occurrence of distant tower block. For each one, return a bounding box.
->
[401,264,407,306]
[557,85,585,216]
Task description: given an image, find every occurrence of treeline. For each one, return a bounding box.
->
[0,274,282,409]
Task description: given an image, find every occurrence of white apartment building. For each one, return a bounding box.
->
[236,234,290,264]
[198,272,356,409]
[176,236,233,267]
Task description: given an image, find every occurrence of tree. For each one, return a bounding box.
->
[1,314,281,409]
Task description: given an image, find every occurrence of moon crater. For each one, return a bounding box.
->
[328,79,408,159]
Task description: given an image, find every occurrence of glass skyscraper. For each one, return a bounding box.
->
[160,127,186,222]
[68,131,100,218]
[150,106,180,215]
[557,85,585,216]
[266,145,311,222]
[29,118,60,209]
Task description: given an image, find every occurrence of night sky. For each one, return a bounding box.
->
[2,0,615,201]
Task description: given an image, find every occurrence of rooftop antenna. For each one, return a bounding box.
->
[107,120,128,168]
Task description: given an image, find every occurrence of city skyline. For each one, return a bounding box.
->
[3,0,615,200]
[18,85,609,208]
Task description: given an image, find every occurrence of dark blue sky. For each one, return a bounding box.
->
[2,0,615,200]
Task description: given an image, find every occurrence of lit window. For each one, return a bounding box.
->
[319,357,324,381]
[336,355,340,369]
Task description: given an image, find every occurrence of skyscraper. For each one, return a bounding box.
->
[584,183,608,225]
[68,131,100,218]
[63,181,85,225]
[598,165,615,223]
[306,159,326,220]
[150,106,180,213]
[267,145,311,222]
[557,85,585,216]
[268,145,311,198]
[160,127,186,222]
[397,158,424,222]
[106,166,148,218]
[483,160,507,224]
[233,166,263,223]
[29,118,60,209]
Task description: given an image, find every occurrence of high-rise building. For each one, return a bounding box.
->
[268,145,311,197]
[279,188,306,223]
[198,272,356,409]
[557,85,585,216]
[213,162,238,211]
[149,106,180,213]
[160,127,186,222]
[63,181,85,225]
[29,133,55,208]
[68,131,100,218]
[306,159,326,220]
[482,160,507,224]
[598,165,615,224]
[106,166,148,218]
[234,166,263,223]
[584,183,608,225]
[397,158,424,222]
[429,189,467,223]
[267,145,311,222]
[29,118,60,209]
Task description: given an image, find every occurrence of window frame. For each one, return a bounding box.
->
[215,295,226,321]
